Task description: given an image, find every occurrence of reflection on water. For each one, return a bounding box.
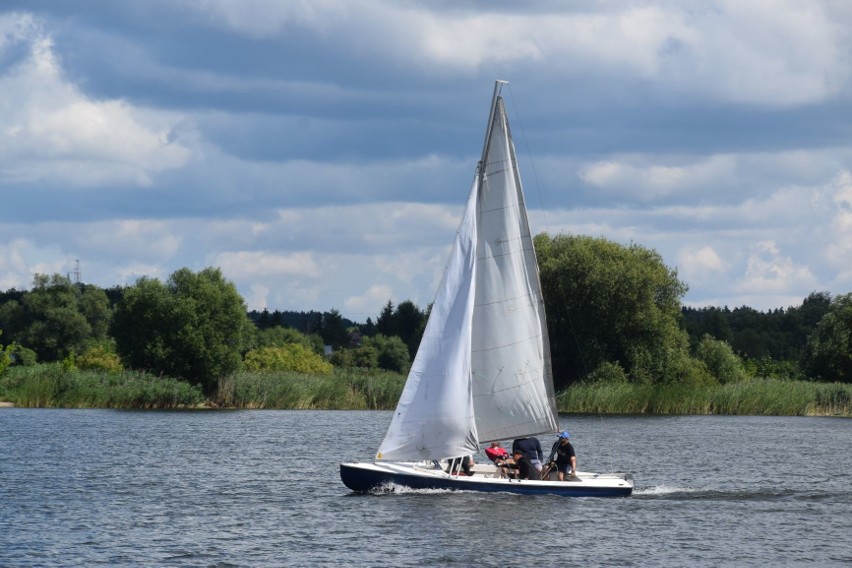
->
[1,410,850,567]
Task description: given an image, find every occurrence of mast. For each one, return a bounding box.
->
[478,80,508,178]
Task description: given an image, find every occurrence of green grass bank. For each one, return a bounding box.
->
[1,365,850,416]
[0,365,405,411]
[0,364,204,409]
[559,379,852,417]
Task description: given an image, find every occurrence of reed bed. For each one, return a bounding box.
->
[216,368,405,410]
[559,379,852,417]
[0,364,204,409]
[3,364,849,416]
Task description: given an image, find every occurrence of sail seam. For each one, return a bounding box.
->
[471,332,544,353]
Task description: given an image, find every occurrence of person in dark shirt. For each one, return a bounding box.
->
[512,437,544,472]
[547,431,577,481]
[500,450,539,480]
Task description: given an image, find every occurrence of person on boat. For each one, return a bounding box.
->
[445,455,475,476]
[547,431,577,481]
[484,441,509,463]
[512,437,544,472]
[499,450,539,480]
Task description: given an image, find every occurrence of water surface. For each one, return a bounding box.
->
[1,410,850,566]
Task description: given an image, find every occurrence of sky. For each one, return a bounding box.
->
[2,0,852,323]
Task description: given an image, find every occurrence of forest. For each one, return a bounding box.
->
[1,234,851,413]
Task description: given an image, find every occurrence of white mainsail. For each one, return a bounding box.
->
[376,83,558,462]
[470,95,559,442]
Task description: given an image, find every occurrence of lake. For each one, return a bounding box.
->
[1,409,850,567]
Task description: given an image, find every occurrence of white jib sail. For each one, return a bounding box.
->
[470,96,559,442]
[376,179,480,461]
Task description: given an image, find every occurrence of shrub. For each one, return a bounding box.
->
[695,335,746,383]
[585,361,628,383]
[76,344,123,373]
[244,344,333,375]
[331,345,379,369]
[9,344,38,367]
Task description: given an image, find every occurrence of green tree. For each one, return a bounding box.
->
[320,309,350,349]
[393,301,426,359]
[535,233,691,388]
[0,331,11,376]
[77,284,112,340]
[111,267,253,393]
[0,298,25,342]
[19,274,103,361]
[695,334,746,384]
[0,276,112,362]
[363,334,410,374]
[374,300,426,359]
[804,293,852,382]
[376,301,395,336]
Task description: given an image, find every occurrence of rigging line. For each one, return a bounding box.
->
[504,83,550,235]
[505,84,590,396]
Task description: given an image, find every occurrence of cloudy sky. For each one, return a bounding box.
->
[2,1,852,323]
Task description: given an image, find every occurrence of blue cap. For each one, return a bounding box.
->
[559,431,570,438]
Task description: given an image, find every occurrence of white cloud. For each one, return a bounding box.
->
[577,148,852,204]
[212,251,320,279]
[579,155,737,200]
[185,1,850,106]
[3,2,852,322]
[0,238,69,290]
[691,239,817,299]
[115,262,167,285]
[344,284,393,316]
[677,245,729,282]
[0,13,191,187]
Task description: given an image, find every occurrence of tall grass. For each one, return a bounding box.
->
[3,364,848,416]
[0,364,204,409]
[216,368,405,409]
[559,379,852,417]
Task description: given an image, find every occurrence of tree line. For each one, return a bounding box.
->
[2,234,851,396]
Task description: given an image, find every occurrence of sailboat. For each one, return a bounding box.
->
[340,81,633,497]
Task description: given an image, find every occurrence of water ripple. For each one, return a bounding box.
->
[1,409,851,567]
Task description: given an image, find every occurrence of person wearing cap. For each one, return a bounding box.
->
[547,431,577,481]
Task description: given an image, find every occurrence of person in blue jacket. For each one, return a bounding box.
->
[512,436,543,472]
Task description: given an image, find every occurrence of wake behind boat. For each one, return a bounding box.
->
[340,81,633,497]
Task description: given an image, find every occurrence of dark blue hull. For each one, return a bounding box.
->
[340,463,633,497]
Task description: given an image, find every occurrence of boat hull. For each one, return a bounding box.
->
[340,462,633,497]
